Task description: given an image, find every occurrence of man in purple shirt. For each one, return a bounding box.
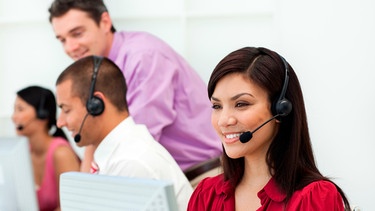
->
[48,0,222,177]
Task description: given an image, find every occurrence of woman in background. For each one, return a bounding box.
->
[12,85,80,211]
[187,47,351,210]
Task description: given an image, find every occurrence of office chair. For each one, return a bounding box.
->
[184,156,222,188]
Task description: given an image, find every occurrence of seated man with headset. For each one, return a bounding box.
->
[55,55,193,211]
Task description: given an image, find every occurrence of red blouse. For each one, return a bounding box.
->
[187,174,345,211]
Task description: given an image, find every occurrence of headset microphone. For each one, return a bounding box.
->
[239,115,280,143]
[74,113,89,143]
[16,118,35,131]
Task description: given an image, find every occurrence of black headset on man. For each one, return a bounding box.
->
[239,52,293,143]
[74,56,105,143]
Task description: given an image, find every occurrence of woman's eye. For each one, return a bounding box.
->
[235,102,250,107]
[211,104,221,110]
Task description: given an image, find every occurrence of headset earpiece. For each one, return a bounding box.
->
[87,96,104,116]
[274,98,292,117]
[37,109,49,120]
[271,55,292,117]
[37,94,49,119]
[86,56,105,116]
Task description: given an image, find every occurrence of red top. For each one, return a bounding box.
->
[187,174,345,211]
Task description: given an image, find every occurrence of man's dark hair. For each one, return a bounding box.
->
[48,0,116,32]
[56,56,128,112]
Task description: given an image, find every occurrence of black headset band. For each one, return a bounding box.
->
[88,56,103,101]
[278,55,289,103]
[86,56,105,116]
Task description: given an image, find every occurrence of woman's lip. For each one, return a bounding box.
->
[222,132,243,144]
[223,137,239,144]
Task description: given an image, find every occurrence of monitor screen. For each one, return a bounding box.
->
[0,137,38,211]
[60,172,178,211]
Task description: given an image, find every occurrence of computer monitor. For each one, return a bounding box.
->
[60,172,178,211]
[0,137,39,211]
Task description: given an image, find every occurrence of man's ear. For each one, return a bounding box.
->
[100,12,112,33]
[93,91,105,101]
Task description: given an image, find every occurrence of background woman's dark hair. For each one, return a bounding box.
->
[48,0,116,33]
[17,86,68,141]
[207,47,350,210]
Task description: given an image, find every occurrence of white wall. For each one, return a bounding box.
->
[0,0,374,209]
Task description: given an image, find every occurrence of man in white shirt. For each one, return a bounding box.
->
[55,55,193,210]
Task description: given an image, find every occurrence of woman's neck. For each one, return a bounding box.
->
[241,156,272,189]
[28,131,52,155]
[235,157,272,211]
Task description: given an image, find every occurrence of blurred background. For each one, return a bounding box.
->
[0,0,374,209]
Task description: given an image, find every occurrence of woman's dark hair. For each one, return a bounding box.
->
[48,0,116,33]
[208,47,350,210]
[17,86,68,141]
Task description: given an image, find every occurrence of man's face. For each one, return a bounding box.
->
[51,9,110,60]
[56,79,95,147]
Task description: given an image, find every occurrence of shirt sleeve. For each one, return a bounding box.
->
[106,158,158,178]
[289,180,345,211]
[187,178,207,211]
[123,51,178,142]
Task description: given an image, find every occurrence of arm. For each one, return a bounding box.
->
[80,145,95,172]
[123,52,178,141]
[53,145,81,209]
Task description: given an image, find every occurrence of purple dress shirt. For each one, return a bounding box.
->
[108,31,222,170]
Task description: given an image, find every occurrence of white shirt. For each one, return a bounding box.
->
[94,116,193,211]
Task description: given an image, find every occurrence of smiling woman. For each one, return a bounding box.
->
[211,73,277,159]
[11,85,81,211]
[187,47,351,211]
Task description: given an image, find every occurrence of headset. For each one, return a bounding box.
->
[86,56,105,116]
[271,54,292,117]
[239,51,293,143]
[37,91,49,119]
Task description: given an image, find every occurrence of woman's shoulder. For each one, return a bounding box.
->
[194,174,234,196]
[298,180,339,196]
[50,137,76,160]
[188,174,235,211]
[51,137,69,146]
[288,180,345,210]
[199,174,225,186]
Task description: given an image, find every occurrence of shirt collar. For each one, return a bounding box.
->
[108,32,121,61]
[258,177,286,204]
[212,175,286,205]
[94,116,134,170]
[214,174,235,199]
